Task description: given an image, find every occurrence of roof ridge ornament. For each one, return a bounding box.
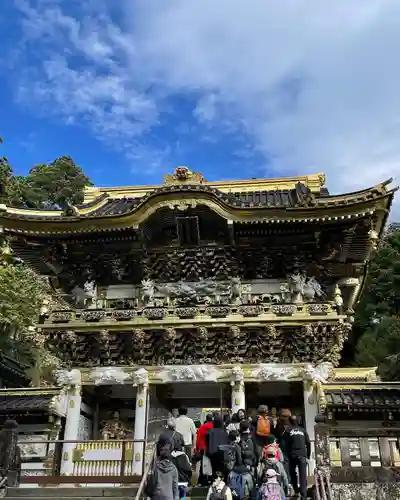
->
[164,166,206,185]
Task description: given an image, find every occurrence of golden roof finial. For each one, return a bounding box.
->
[164,166,206,185]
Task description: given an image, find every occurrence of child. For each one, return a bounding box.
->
[206,471,233,500]
[263,435,284,463]
[258,469,285,500]
[171,443,193,500]
[145,439,179,500]
[259,446,288,498]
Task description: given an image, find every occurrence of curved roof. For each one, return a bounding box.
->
[0,173,396,235]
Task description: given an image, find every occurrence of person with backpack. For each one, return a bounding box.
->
[259,445,289,498]
[158,418,185,456]
[171,442,193,500]
[258,469,286,500]
[263,435,284,464]
[206,417,230,477]
[280,416,310,500]
[251,405,275,481]
[206,471,233,500]
[226,423,255,500]
[145,439,179,500]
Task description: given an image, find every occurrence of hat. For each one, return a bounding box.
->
[266,468,280,478]
[266,445,277,457]
[258,405,268,413]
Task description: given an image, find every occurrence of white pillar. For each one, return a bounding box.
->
[231,380,246,414]
[303,380,318,474]
[133,369,149,476]
[60,371,82,477]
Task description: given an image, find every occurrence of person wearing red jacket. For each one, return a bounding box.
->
[196,414,214,485]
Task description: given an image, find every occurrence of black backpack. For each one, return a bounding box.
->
[218,444,237,472]
[210,485,228,500]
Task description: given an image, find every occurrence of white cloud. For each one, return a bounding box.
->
[12,0,400,216]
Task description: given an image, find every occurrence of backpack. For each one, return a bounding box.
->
[259,482,281,500]
[144,468,158,497]
[256,416,271,437]
[228,471,245,499]
[262,463,282,486]
[262,443,281,462]
[209,485,228,500]
[218,444,237,472]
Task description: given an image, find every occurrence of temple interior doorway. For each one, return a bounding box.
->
[155,382,231,426]
[246,381,305,424]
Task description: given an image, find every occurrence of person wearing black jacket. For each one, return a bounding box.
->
[206,417,229,477]
[171,442,193,500]
[157,418,185,456]
[281,416,311,500]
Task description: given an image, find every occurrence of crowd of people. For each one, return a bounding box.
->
[146,405,311,500]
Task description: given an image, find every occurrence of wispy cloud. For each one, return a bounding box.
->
[8,0,400,214]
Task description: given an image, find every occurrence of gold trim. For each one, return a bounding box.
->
[1,192,392,236]
[83,172,326,203]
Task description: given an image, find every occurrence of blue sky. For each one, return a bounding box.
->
[1,0,399,215]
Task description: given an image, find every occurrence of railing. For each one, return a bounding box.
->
[46,300,337,325]
[135,446,156,500]
[329,435,400,468]
[314,468,333,500]
[19,439,146,484]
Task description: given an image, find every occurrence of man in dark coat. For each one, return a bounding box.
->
[158,418,185,455]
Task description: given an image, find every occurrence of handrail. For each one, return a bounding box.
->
[135,446,156,500]
[314,468,333,500]
[19,438,145,444]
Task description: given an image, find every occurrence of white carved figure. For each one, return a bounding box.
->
[54,369,81,387]
[173,367,196,380]
[230,365,244,386]
[89,367,130,385]
[141,279,155,305]
[303,362,333,383]
[168,365,216,382]
[134,367,149,387]
[303,277,326,301]
[71,280,96,307]
[257,365,297,381]
[287,272,325,302]
[230,277,242,304]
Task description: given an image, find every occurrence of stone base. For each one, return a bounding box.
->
[332,483,400,499]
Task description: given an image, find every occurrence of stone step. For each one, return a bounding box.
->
[6,487,138,498]
[7,497,133,500]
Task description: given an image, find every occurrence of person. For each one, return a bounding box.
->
[237,421,256,474]
[175,407,197,458]
[252,406,274,456]
[158,418,185,455]
[236,409,247,424]
[259,445,289,498]
[225,413,240,435]
[274,409,292,476]
[227,422,255,500]
[206,417,229,477]
[258,469,285,500]
[197,414,214,486]
[0,419,21,487]
[263,435,284,463]
[281,416,310,500]
[206,471,233,500]
[171,442,193,500]
[145,439,179,500]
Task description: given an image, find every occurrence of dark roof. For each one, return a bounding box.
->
[0,355,30,386]
[326,389,400,409]
[0,395,54,413]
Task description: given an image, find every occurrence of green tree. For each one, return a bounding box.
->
[355,228,400,379]
[0,139,93,385]
[0,151,92,209]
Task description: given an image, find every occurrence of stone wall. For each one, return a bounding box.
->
[332,483,400,499]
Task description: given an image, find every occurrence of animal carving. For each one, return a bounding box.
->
[141,279,155,305]
[287,272,325,303]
